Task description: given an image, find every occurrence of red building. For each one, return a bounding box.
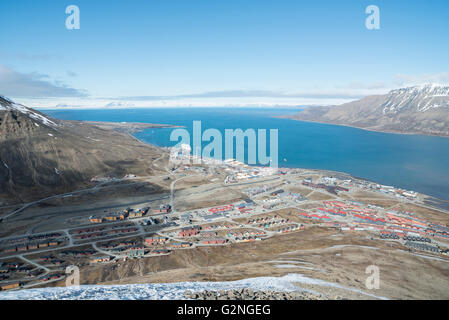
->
[178,226,201,237]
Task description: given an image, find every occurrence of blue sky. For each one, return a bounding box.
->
[0,0,448,107]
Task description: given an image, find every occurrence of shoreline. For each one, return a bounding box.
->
[277,116,449,139]
[77,120,183,135]
[125,124,449,206]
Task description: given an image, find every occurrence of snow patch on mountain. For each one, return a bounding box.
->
[382,84,449,114]
[0,96,58,127]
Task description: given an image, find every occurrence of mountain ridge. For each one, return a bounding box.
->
[0,96,166,205]
[285,84,449,137]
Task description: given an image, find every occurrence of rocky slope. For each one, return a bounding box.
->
[286,84,449,136]
[0,96,166,205]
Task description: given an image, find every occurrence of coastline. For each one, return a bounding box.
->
[77,120,183,135]
[277,116,449,139]
[128,130,449,211]
[123,121,449,206]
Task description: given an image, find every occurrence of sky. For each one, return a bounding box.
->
[0,0,448,108]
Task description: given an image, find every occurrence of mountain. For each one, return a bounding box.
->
[286,84,449,136]
[0,96,166,205]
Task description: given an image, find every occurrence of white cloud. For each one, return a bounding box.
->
[394,72,449,87]
[0,65,87,98]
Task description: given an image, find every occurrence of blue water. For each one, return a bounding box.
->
[43,108,449,201]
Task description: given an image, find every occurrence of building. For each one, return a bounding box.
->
[178,226,201,237]
[104,215,120,222]
[17,244,27,252]
[172,242,192,249]
[91,256,111,263]
[0,283,20,291]
[128,247,145,258]
[405,241,439,253]
[154,204,172,214]
[2,246,17,253]
[145,236,167,245]
[208,205,233,214]
[129,211,144,218]
[38,242,49,248]
[89,217,103,223]
[203,213,224,221]
[27,243,38,250]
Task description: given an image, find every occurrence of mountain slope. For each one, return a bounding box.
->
[0,96,166,204]
[287,84,449,136]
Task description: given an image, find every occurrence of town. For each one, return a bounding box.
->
[0,147,448,293]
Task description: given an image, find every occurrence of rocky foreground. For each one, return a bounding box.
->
[184,288,343,300]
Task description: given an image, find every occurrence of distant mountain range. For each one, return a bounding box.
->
[285,84,449,137]
[0,96,165,205]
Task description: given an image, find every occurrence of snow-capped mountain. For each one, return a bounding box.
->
[0,95,58,128]
[287,84,449,137]
[381,84,449,114]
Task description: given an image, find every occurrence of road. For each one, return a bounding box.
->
[1,174,173,221]
[19,255,50,273]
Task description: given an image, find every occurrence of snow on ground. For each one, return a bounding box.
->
[0,273,388,300]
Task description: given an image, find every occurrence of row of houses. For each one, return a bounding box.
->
[404,241,439,253]
[235,236,263,243]
[172,242,192,249]
[153,204,172,214]
[145,236,168,245]
[299,211,330,221]
[318,207,347,217]
[403,236,431,243]
[278,225,303,233]
[71,226,106,234]
[257,218,291,229]
[73,227,138,240]
[247,215,281,225]
[228,230,265,238]
[2,240,59,253]
[91,256,112,263]
[89,207,150,223]
[379,232,400,240]
[2,232,62,246]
